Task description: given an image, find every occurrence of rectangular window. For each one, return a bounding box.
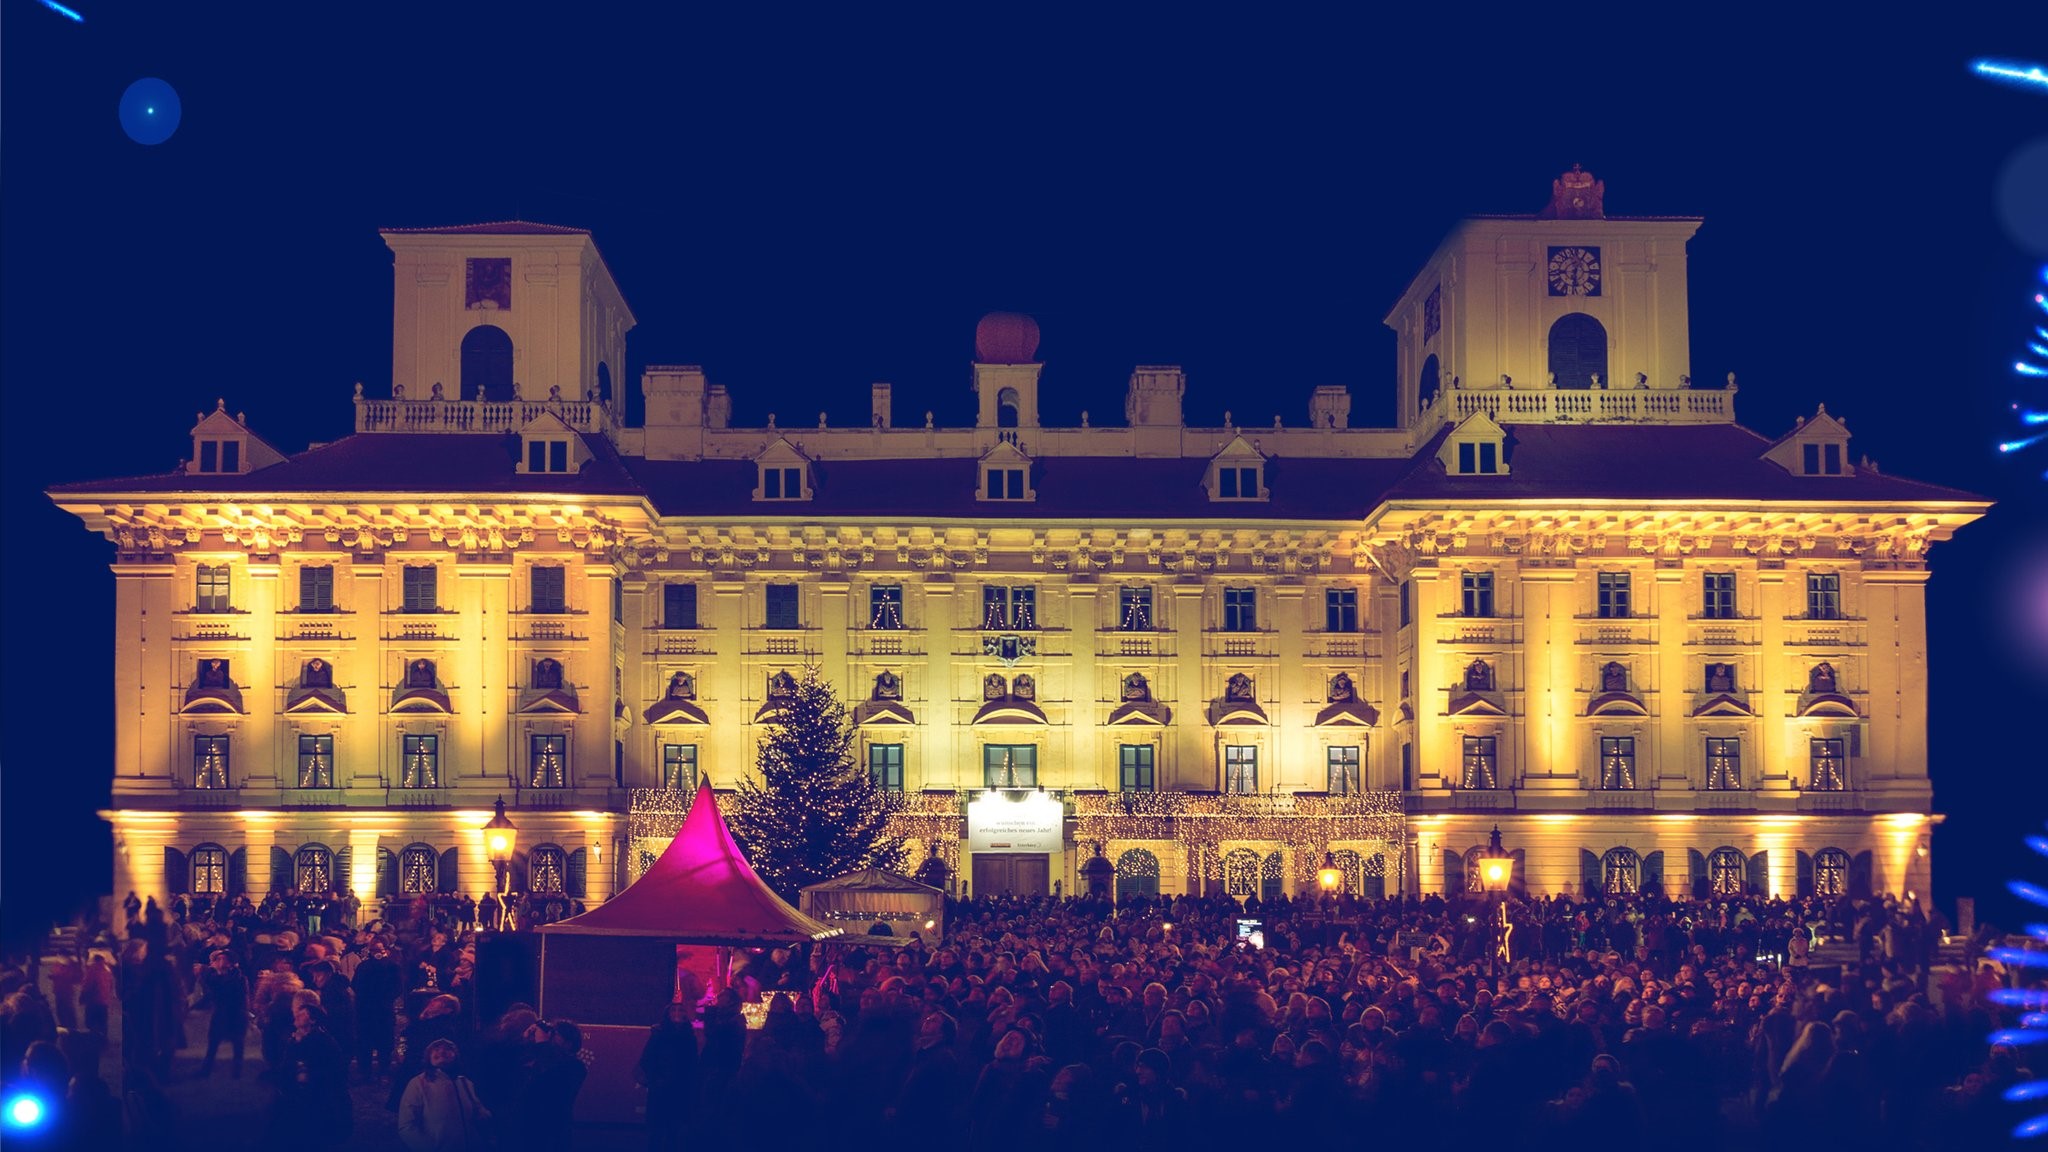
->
[1119,744,1155,792]
[192,735,230,789]
[1478,442,1497,473]
[762,466,802,499]
[528,441,546,473]
[869,744,904,792]
[765,584,800,629]
[299,565,334,612]
[1706,737,1741,790]
[1119,586,1153,631]
[1399,582,1411,627]
[868,584,904,630]
[1223,587,1257,632]
[297,734,334,788]
[1599,736,1636,790]
[550,441,569,473]
[1809,737,1846,791]
[1703,573,1736,619]
[1458,442,1474,473]
[1223,745,1258,793]
[981,586,1036,630]
[1460,735,1498,789]
[1327,745,1361,795]
[1461,571,1494,618]
[983,744,1036,788]
[663,583,698,629]
[1597,572,1631,619]
[530,566,566,613]
[1807,573,1841,620]
[1325,588,1358,633]
[199,440,219,473]
[1401,742,1413,791]
[1824,444,1842,474]
[401,735,439,788]
[529,734,568,788]
[402,565,437,613]
[196,564,231,613]
[1802,443,1821,474]
[985,468,1026,500]
[1217,465,1259,498]
[662,743,698,791]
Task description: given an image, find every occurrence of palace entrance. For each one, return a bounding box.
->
[971,852,1050,898]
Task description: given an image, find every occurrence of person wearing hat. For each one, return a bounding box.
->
[399,1037,492,1151]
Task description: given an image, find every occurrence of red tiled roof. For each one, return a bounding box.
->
[380,221,590,236]
[50,421,1987,514]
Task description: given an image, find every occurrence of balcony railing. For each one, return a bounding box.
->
[354,394,616,436]
[1441,385,1735,427]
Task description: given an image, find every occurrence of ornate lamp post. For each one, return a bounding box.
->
[484,796,519,900]
[1474,825,1513,977]
[1317,851,1343,896]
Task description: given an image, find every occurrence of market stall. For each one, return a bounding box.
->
[538,779,842,1123]
[799,866,946,942]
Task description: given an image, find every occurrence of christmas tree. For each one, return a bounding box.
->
[729,666,904,900]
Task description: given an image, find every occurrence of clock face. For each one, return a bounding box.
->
[1547,246,1602,297]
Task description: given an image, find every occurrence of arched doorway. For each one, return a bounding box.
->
[1548,314,1607,390]
[1115,848,1160,901]
[460,325,513,401]
[1418,354,1440,412]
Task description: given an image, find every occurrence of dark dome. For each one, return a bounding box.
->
[975,312,1041,364]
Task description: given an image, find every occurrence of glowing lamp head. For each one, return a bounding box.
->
[924,919,936,931]
[1476,825,1513,894]
[4,1094,45,1129]
[483,796,518,865]
[1316,851,1342,892]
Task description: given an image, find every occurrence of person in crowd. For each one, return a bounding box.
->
[195,948,249,1078]
[636,1001,698,1152]
[399,1036,492,1152]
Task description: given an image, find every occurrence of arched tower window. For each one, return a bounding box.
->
[596,362,612,404]
[1548,314,1607,390]
[460,325,514,401]
[996,387,1021,428]
[1418,354,1440,412]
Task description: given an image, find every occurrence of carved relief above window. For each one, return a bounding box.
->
[533,658,564,690]
[873,671,902,700]
[667,671,696,700]
[1600,662,1628,693]
[984,673,1008,700]
[767,671,797,699]
[1328,672,1356,703]
[1122,673,1152,701]
[1464,661,1493,693]
[1012,674,1036,701]
[1226,673,1255,701]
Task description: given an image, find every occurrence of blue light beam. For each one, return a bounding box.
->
[36,0,82,20]
[1976,60,2048,92]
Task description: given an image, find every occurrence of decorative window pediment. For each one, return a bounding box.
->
[392,658,450,713]
[643,673,709,726]
[517,412,587,475]
[973,697,1048,725]
[753,437,812,501]
[286,658,347,714]
[1763,405,1854,477]
[1447,692,1508,717]
[1693,693,1754,718]
[1206,435,1268,501]
[977,440,1034,502]
[1588,662,1647,715]
[1436,411,1510,476]
[1210,676,1268,725]
[183,659,244,714]
[1314,699,1380,727]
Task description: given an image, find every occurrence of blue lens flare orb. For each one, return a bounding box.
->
[2,1093,45,1129]
[118,78,181,146]
[2002,832,2048,1138]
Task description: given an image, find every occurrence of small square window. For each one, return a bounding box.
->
[984,467,1026,500]
[1217,466,1259,499]
[762,466,803,499]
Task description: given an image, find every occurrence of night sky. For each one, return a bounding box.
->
[4,6,2044,944]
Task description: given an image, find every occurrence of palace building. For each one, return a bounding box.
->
[53,171,1987,911]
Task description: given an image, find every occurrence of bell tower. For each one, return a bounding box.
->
[971,312,1042,434]
[1384,168,1703,429]
[381,222,636,416]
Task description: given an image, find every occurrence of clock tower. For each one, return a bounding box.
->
[1384,167,1702,430]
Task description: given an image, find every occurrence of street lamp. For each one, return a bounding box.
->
[484,796,518,899]
[1474,825,1513,977]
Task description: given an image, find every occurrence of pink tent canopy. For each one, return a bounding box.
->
[541,779,843,946]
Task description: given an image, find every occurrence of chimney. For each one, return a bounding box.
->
[871,382,892,429]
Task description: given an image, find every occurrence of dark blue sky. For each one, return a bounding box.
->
[4,5,2043,936]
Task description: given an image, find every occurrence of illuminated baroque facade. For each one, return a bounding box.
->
[54,175,1986,911]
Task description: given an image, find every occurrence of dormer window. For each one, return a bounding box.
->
[1456,442,1499,474]
[753,437,813,501]
[1802,443,1843,475]
[197,440,242,473]
[761,466,804,499]
[528,439,571,473]
[977,441,1035,502]
[1437,411,1511,476]
[1217,465,1261,499]
[1206,436,1268,502]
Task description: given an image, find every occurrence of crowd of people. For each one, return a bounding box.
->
[0,883,2038,1149]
